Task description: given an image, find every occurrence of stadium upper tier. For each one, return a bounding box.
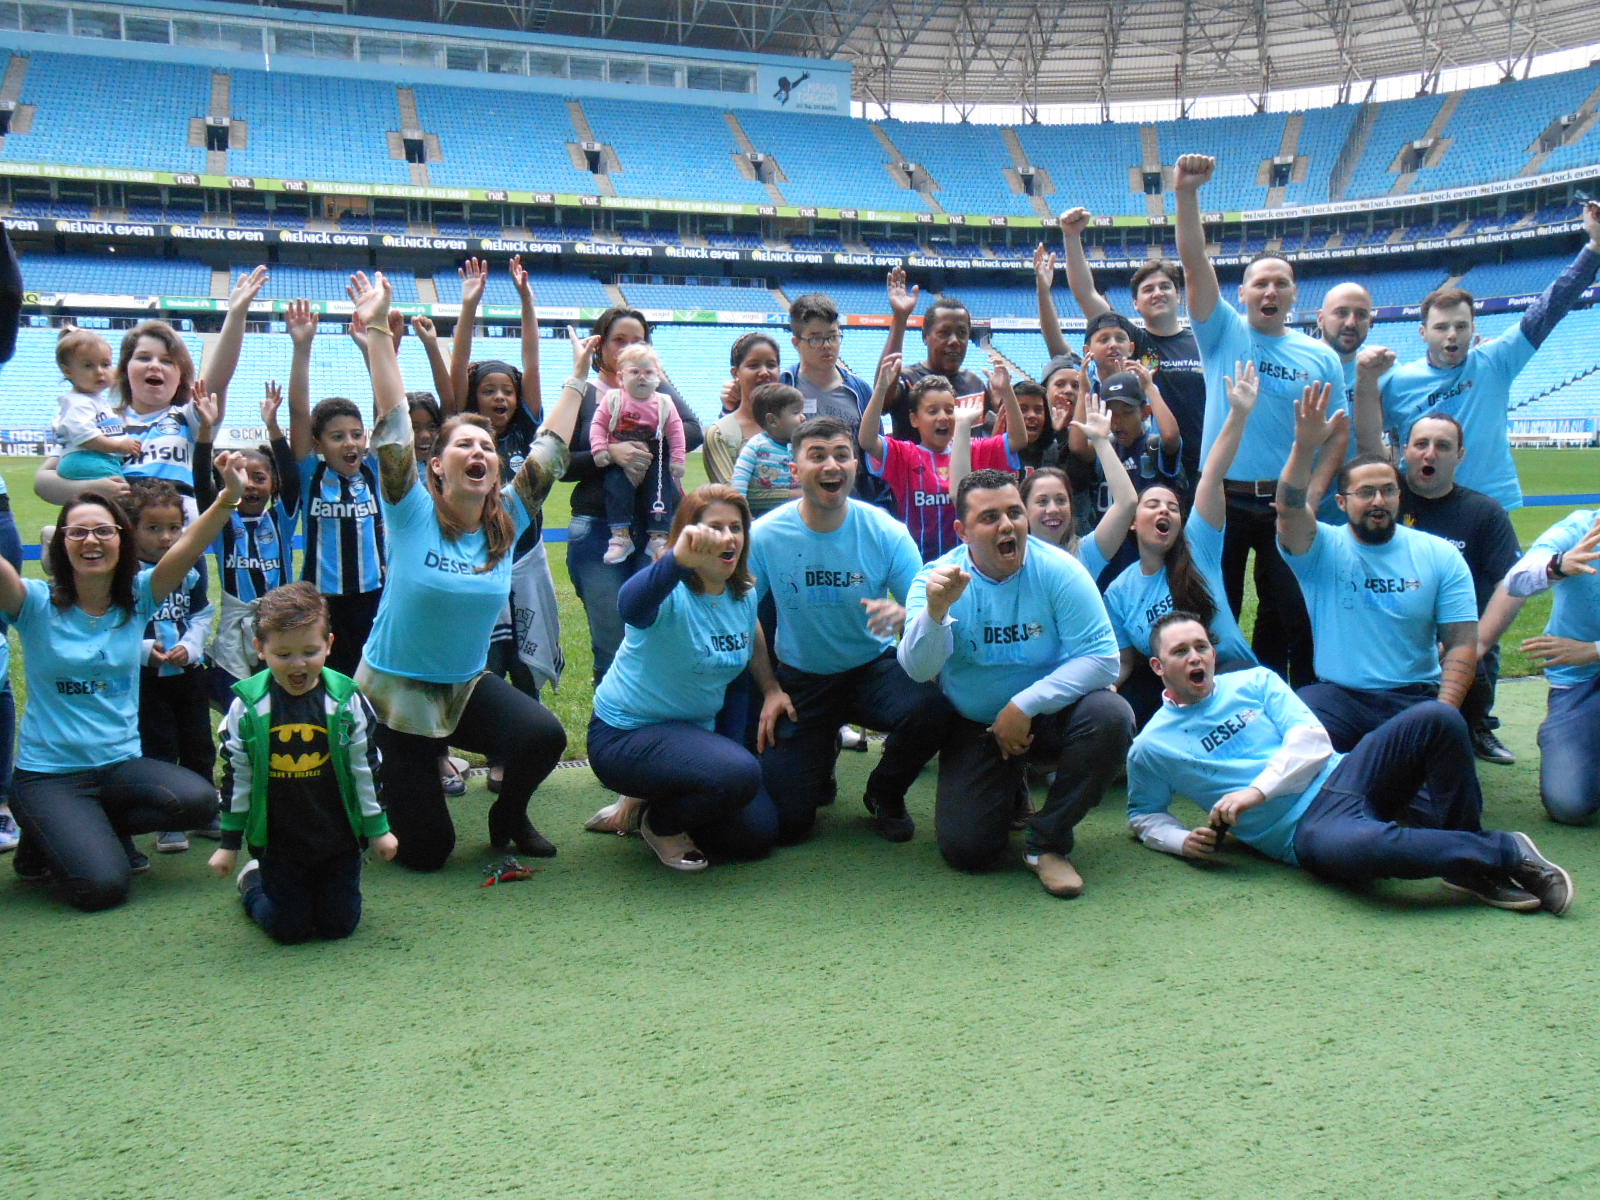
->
[1,50,1596,216]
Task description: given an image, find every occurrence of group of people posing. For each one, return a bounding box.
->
[2,153,1596,940]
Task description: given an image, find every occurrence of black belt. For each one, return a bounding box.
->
[1223,478,1278,499]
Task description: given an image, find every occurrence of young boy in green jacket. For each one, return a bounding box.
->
[209,582,395,943]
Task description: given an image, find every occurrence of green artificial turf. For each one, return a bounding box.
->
[4,682,1596,1199]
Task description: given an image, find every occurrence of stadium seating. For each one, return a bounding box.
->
[1011,122,1147,217]
[228,69,408,184]
[1456,254,1574,298]
[736,110,918,212]
[1280,104,1363,208]
[878,119,1035,217]
[413,84,597,194]
[1345,92,1446,200]
[582,99,771,205]
[616,281,773,312]
[1152,111,1286,212]
[22,253,211,297]
[432,268,612,310]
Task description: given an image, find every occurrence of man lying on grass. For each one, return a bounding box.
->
[1125,612,1573,915]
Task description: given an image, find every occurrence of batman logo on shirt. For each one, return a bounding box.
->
[269,723,330,776]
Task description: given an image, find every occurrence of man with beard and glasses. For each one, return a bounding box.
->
[1125,612,1573,915]
[899,469,1133,897]
[1275,387,1478,753]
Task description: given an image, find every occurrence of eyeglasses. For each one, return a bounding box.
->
[63,525,120,541]
[799,332,841,348]
[1341,485,1401,502]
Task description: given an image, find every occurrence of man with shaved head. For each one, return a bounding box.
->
[1318,281,1374,405]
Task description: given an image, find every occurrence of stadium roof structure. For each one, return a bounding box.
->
[274,1,1600,112]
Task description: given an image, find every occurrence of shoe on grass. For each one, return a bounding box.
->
[838,724,868,752]
[0,810,19,853]
[584,794,643,836]
[1442,870,1540,912]
[122,836,151,875]
[1508,832,1574,916]
[863,793,914,843]
[236,858,261,897]
[1471,726,1516,766]
[639,810,708,872]
[156,830,189,854]
[1025,852,1084,898]
[189,815,223,841]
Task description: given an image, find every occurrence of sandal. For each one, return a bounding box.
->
[639,810,708,872]
[584,795,643,836]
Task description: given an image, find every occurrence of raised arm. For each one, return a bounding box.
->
[509,254,543,422]
[448,256,488,413]
[1033,242,1072,360]
[1519,201,1600,349]
[350,272,403,424]
[881,267,919,362]
[1130,360,1180,459]
[1353,343,1395,457]
[1195,361,1256,529]
[1058,207,1112,323]
[859,351,900,463]
[946,395,985,496]
[204,265,269,420]
[151,450,247,600]
[1073,394,1138,561]
[1172,155,1219,323]
[1275,381,1337,557]
[191,388,222,508]
[284,298,318,462]
[536,326,591,448]
[990,361,1028,454]
[410,315,455,409]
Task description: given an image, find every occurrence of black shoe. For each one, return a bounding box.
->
[1508,832,1574,915]
[1471,726,1516,766]
[121,836,151,875]
[1442,870,1541,911]
[863,794,914,843]
[488,812,557,858]
[13,837,50,882]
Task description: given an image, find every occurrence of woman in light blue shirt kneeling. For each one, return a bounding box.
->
[588,484,790,871]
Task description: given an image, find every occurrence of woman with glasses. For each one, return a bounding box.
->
[2,455,251,911]
[1103,363,1263,729]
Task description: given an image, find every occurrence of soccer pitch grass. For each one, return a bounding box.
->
[2,450,1597,1198]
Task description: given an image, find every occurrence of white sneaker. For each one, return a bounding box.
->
[0,811,19,853]
[602,529,633,565]
[236,858,261,897]
[646,533,669,561]
[838,724,868,751]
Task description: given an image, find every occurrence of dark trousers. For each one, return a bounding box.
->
[1297,681,1439,753]
[140,665,218,784]
[1293,702,1515,882]
[1461,644,1501,732]
[376,673,567,871]
[1221,494,1315,687]
[242,846,364,944]
[1538,675,1600,825]
[325,589,383,679]
[566,513,644,684]
[759,650,951,844]
[10,758,218,911]
[602,459,681,539]
[936,689,1134,871]
[588,716,777,860]
[0,502,20,804]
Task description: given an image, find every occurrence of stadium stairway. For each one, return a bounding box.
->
[1391,92,1462,195]
[565,100,616,197]
[1264,112,1305,207]
[999,128,1056,221]
[1523,77,1600,177]
[982,335,1030,383]
[868,122,938,213]
[725,111,787,207]
[768,284,790,309]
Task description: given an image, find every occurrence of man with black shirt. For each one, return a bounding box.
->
[1051,208,1205,483]
[1396,412,1522,764]
[880,267,989,440]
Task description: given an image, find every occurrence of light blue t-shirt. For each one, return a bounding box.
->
[1073,535,1110,585]
[1378,326,1533,510]
[750,500,922,676]
[1284,522,1477,690]
[362,475,531,683]
[1128,666,1344,865]
[1104,511,1256,664]
[1193,303,1346,481]
[10,570,160,772]
[905,537,1117,725]
[1530,509,1600,688]
[593,576,759,731]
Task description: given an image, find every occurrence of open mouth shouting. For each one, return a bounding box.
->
[464,460,490,482]
[817,474,846,496]
[994,529,1021,564]
[1153,515,1174,538]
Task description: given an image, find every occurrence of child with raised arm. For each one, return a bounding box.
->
[591,342,686,563]
[286,299,386,677]
[860,352,1027,562]
[193,379,301,700]
[210,581,394,944]
[53,328,140,482]
[730,382,805,517]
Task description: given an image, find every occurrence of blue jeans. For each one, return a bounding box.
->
[759,650,950,844]
[0,500,20,805]
[1538,676,1600,825]
[1293,702,1516,883]
[242,846,364,944]
[1297,681,1438,753]
[10,758,218,910]
[587,716,777,860]
[566,513,651,684]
